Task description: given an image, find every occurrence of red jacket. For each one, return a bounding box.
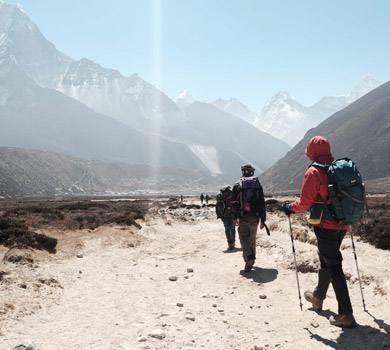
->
[291,136,350,231]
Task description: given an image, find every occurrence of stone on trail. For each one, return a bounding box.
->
[259,294,267,299]
[212,303,217,307]
[76,254,83,258]
[176,302,184,307]
[148,329,166,339]
[254,346,264,350]
[169,276,178,281]
[217,308,224,313]
[186,268,194,273]
[185,314,196,321]
[137,336,147,342]
[13,345,35,350]
[310,320,319,328]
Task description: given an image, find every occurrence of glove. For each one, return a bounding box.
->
[282,202,294,216]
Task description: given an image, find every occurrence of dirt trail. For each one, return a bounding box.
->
[0,208,389,350]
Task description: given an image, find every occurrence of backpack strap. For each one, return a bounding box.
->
[310,161,330,171]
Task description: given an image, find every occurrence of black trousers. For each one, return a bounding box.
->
[313,227,353,315]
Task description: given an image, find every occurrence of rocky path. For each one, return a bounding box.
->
[1,210,389,349]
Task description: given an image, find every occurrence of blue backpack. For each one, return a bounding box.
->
[313,158,366,225]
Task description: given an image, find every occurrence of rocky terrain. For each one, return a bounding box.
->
[0,196,389,349]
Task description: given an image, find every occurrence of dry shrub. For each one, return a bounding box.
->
[0,200,148,231]
[0,218,57,253]
[292,227,317,245]
[353,201,390,250]
[374,284,387,296]
[3,248,34,265]
[351,274,375,286]
[287,258,319,273]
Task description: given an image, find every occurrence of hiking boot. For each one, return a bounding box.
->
[228,242,235,250]
[244,258,255,272]
[329,314,357,328]
[304,291,323,311]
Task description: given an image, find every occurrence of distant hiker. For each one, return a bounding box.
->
[232,163,266,272]
[216,185,236,250]
[205,194,210,205]
[180,195,184,204]
[200,193,205,205]
[282,136,356,328]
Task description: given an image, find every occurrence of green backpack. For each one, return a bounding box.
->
[312,158,366,225]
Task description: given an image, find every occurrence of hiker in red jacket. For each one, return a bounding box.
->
[282,136,356,328]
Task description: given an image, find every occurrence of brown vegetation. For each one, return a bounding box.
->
[0,199,149,231]
[0,199,151,253]
[353,195,390,250]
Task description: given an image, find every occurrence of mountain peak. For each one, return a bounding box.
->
[271,91,291,101]
[348,75,382,103]
[0,1,33,31]
[176,89,195,107]
[211,97,255,123]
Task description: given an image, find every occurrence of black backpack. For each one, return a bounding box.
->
[239,176,261,216]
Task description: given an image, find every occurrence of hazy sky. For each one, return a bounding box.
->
[11,0,390,109]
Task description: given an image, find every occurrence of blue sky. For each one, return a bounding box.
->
[11,0,390,109]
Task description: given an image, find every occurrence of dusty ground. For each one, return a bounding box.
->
[0,200,389,350]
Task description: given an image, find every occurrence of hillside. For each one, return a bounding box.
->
[0,2,289,179]
[261,82,390,192]
[0,147,224,197]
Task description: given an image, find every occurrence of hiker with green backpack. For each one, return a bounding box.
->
[282,135,366,328]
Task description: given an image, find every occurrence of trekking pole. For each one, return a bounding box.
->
[263,222,271,236]
[288,215,303,311]
[350,232,367,311]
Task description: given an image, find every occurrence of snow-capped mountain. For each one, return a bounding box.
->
[0,1,71,87]
[347,75,383,103]
[261,81,390,191]
[0,1,289,180]
[254,76,383,146]
[176,89,195,108]
[212,98,256,124]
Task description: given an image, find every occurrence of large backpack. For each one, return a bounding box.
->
[313,158,366,225]
[239,176,261,216]
[216,191,233,218]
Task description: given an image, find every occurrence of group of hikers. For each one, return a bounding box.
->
[200,193,211,205]
[215,135,366,328]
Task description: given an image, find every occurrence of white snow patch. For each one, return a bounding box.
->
[189,144,222,176]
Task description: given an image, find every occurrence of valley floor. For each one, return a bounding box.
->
[0,204,389,349]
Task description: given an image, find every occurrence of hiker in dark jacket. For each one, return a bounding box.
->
[282,136,356,328]
[216,185,236,250]
[200,193,204,205]
[205,194,210,204]
[232,163,266,272]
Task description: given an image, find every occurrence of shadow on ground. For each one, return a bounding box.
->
[240,266,278,283]
[223,247,243,253]
[306,310,390,349]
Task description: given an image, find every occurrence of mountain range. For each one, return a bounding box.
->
[207,77,382,146]
[260,82,390,192]
[0,1,388,197]
[0,1,289,183]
